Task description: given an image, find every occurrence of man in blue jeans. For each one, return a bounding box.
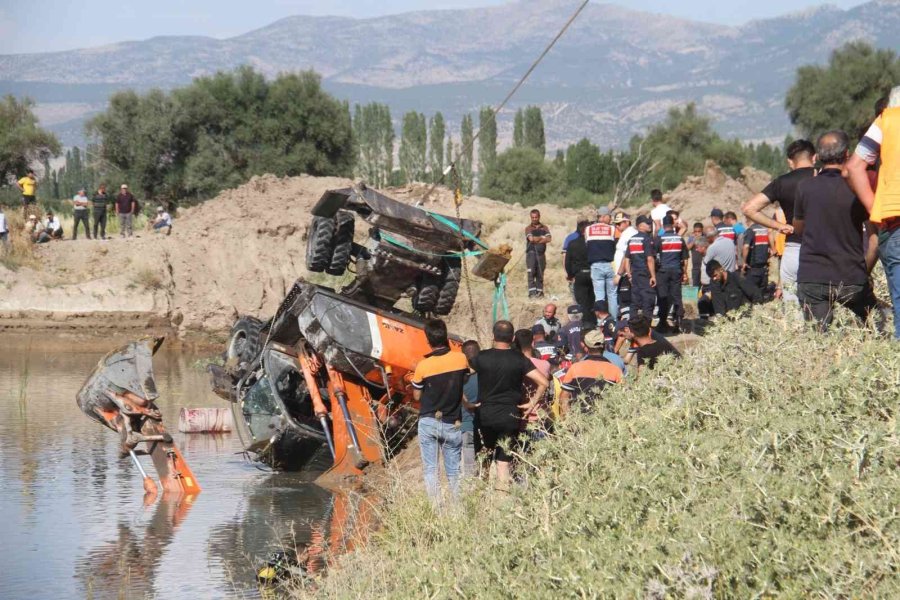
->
[411,319,469,502]
[586,207,618,318]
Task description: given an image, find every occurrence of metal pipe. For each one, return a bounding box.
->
[334,389,364,456]
[129,449,158,496]
[319,415,336,459]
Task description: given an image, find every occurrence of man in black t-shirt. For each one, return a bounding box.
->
[471,320,549,486]
[627,314,680,372]
[794,131,877,331]
[742,139,816,303]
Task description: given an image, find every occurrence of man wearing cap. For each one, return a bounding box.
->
[654,215,689,333]
[585,206,619,320]
[26,214,49,243]
[556,305,584,360]
[72,187,91,240]
[591,300,616,352]
[115,184,137,238]
[649,189,672,234]
[619,215,657,319]
[92,184,110,240]
[525,209,551,298]
[150,206,173,233]
[558,329,623,416]
[533,303,561,344]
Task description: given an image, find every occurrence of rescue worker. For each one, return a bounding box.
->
[585,208,619,319]
[556,305,584,360]
[742,220,773,290]
[525,209,551,298]
[534,303,561,343]
[558,329,623,416]
[710,208,734,242]
[619,215,656,319]
[591,300,616,352]
[654,215,689,334]
[563,221,595,323]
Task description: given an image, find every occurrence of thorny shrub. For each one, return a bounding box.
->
[308,304,899,598]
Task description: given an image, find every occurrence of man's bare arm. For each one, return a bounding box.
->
[518,369,549,413]
[742,193,792,234]
[865,221,879,273]
[846,155,876,214]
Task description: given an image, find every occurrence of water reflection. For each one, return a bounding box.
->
[0,336,370,599]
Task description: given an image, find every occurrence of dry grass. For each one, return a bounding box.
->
[132,267,164,291]
[303,304,900,598]
[0,209,41,271]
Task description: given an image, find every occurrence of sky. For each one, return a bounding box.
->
[0,0,868,54]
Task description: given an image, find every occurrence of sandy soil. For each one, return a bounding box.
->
[0,165,761,345]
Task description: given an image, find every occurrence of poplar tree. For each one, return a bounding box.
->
[459,114,474,194]
[428,112,445,183]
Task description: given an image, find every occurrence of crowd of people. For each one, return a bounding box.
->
[419,85,899,502]
[525,87,899,339]
[3,175,173,248]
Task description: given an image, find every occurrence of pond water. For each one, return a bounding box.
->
[0,336,349,599]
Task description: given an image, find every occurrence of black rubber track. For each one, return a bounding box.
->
[413,279,440,313]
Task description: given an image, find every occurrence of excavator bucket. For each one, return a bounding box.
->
[319,370,384,482]
[77,337,201,498]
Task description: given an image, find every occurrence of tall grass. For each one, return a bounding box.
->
[309,305,900,598]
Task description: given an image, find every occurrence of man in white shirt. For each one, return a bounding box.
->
[150,206,173,234]
[649,189,672,234]
[613,212,637,272]
[44,210,63,240]
[72,187,91,240]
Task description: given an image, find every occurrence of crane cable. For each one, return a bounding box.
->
[424,0,590,337]
[417,0,590,206]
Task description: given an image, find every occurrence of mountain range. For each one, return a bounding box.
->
[1,0,898,150]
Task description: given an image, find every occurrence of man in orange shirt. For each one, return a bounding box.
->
[558,329,623,416]
[847,86,900,340]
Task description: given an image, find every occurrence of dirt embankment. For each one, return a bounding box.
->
[0,166,765,346]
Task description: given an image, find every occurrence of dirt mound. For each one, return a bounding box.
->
[630,161,773,225]
[0,175,584,344]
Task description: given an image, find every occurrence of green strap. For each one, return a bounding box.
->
[380,232,485,259]
[425,210,490,250]
[492,273,510,322]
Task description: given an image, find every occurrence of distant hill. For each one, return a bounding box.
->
[2,0,898,149]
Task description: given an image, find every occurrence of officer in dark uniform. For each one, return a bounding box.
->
[742,222,772,290]
[556,305,584,360]
[525,209,552,298]
[619,215,657,319]
[654,215,689,333]
[531,324,561,366]
[591,300,617,352]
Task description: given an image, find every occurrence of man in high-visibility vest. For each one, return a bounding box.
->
[847,86,900,340]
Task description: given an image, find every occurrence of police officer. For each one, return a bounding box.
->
[556,305,584,360]
[654,215,689,334]
[525,209,552,298]
[619,215,657,319]
[591,300,617,352]
[742,221,772,290]
[585,208,619,320]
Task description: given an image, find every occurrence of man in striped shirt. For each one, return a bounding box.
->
[847,86,900,340]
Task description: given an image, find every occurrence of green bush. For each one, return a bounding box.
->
[312,307,900,598]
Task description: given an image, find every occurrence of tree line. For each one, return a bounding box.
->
[2,42,897,210]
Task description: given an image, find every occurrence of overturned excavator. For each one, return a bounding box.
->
[208,184,508,477]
